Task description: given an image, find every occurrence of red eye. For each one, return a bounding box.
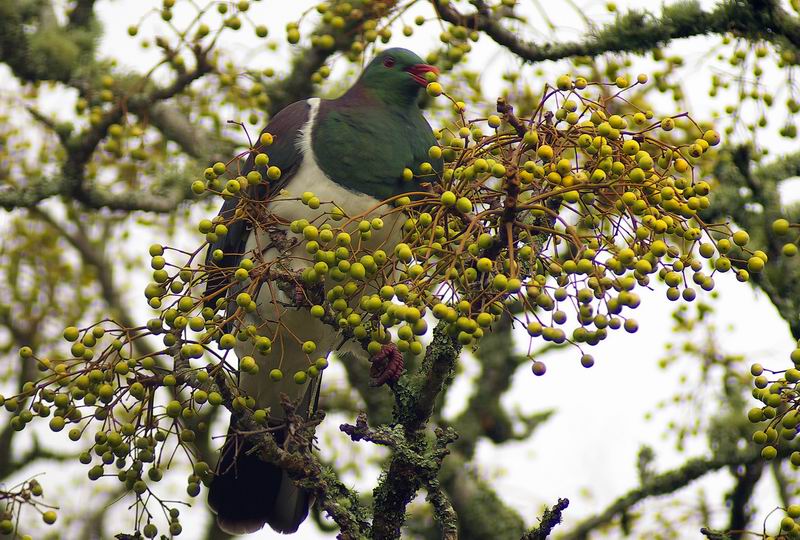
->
[383,57,395,68]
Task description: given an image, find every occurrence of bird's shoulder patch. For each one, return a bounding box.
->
[203,99,312,310]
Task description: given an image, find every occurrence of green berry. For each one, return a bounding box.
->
[63,327,80,342]
[523,131,538,146]
[492,274,508,290]
[49,416,65,432]
[240,356,258,374]
[456,197,473,213]
[219,333,236,349]
[788,505,800,519]
[166,400,182,418]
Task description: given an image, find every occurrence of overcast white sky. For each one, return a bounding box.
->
[4,0,800,538]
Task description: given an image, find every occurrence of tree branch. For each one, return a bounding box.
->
[368,322,461,539]
[560,446,777,540]
[726,461,763,539]
[263,1,400,117]
[708,146,800,339]
[432,0,800,64]
[521,498,570,540]
[0,51,211,212]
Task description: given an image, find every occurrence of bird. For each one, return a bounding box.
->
[205,48,442,535]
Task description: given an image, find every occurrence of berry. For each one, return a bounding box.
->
[747,256,765,273]
[63,327,80,342]
[773,218,791,235]
[732,231,750,246]
[219,333,236,349]
[426,82,443,97]
[762,445,778,460]
[702,130,721,146]
[456,197,473,213]
[240,356,258,374]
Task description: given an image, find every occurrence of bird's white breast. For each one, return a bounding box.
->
[268,97,387,224]
[237,98,404,413]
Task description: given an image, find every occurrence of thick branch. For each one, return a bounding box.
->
[145,102,233,162]
[0,52,211,212]
[432,0,800,64]
[404,322,462,432]
[521,498,570,540]
[561,447,770,540]
[370,323,461,539]
[68,0,97,29]
[726,462,764,539]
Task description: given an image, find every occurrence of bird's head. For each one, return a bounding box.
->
[356,48,438,106]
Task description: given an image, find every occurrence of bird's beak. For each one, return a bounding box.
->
[404,64,439,86]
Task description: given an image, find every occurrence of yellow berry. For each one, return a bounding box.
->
[441,191,457,206]
[773,218,791,235]
[426,82,443,97]
[556,75,573,90]
[732,231,750,246]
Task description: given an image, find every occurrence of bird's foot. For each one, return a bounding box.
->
[293,283,307,307]
[369,343,404,387]
[287,281,324,307]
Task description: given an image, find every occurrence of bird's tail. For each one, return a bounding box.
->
[208,374,321,535]
[208,423,311,535]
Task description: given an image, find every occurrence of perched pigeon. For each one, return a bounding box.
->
[206,48,442,535]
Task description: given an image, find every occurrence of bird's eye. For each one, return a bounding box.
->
[383,57,395,68]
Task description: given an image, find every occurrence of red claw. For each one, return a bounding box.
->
[369,343,404,386]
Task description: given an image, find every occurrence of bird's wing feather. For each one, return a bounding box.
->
[204,99,312,309]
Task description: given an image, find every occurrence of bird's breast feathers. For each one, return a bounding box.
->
[266,97,383,224]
